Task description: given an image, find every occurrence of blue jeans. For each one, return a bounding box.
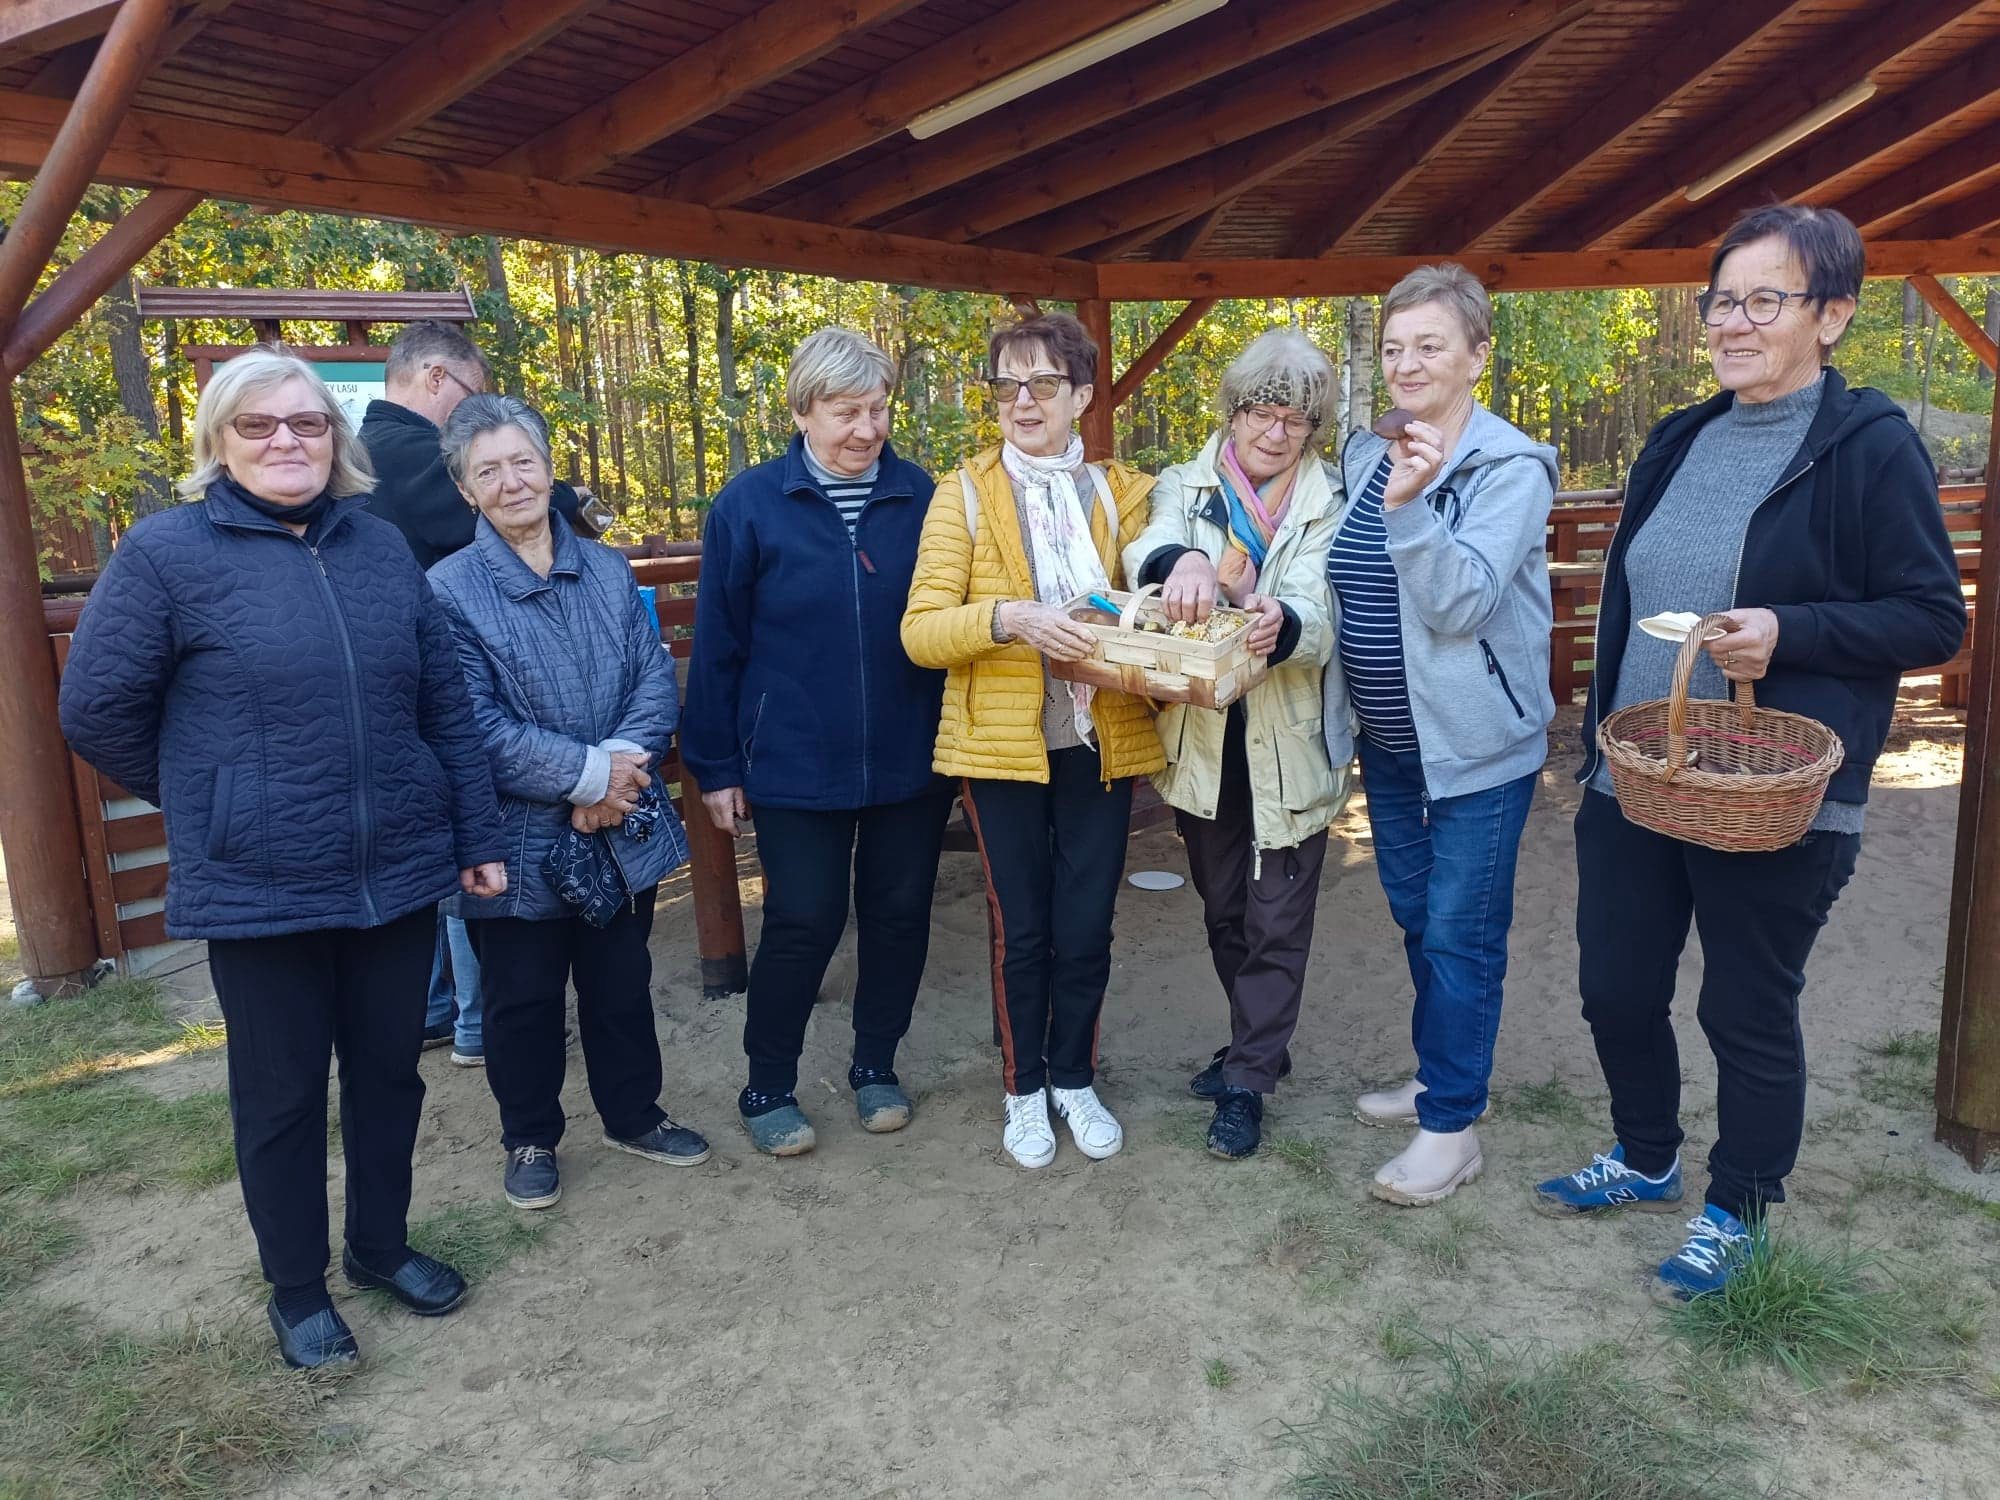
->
[1356,735,1536,1131]
[424,909,482,1049]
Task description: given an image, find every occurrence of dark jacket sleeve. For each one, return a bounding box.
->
[57,538,177,806]
[414,580,507,868]
[607,560,681,757]
[551,480,584,532]
[432,580,594,803]
[1767,430,1968,677]
[679,499,753,790]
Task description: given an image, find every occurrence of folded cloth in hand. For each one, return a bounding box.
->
[542,782,686,927]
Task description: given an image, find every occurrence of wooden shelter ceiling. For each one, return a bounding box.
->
[5,0,2000,294]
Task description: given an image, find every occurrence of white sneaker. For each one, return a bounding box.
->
[1354,1076,1423,1126]
[1002,1091,1057,1169]
[1050,1085,1123,1160]
[1370,1126,1483,1206]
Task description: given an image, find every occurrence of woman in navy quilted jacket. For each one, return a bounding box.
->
[59,349,508,1372]
[427,395,709,1217]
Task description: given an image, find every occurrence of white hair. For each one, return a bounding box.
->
[440,394,554,489]
[786,326,896,415]
[178,347,374,501]
[1216,328,1336,430]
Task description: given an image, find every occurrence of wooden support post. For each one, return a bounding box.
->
[1908,274,2000,374]
[679,768,747,999]
[1076,298,1115,461]
[0,396,96,988]
[1939,377,2000,1169]
[0,0,171,330]
[1109,298,1215,409]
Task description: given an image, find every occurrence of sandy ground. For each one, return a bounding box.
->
[27,695,2000,1500]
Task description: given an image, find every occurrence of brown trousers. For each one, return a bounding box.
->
[1177,709,1327,1093]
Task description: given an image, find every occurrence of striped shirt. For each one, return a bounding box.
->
[1329,455,1419,752]
[801,440,877,538]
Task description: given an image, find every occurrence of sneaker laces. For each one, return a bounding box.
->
[1055,1087,1115,1133]
[1215,1091,1257,1130]
[511,1145,553,1168]
[1673,1214,1749,1275]
[1568,1152,1632,1191]
[1005,1092,1052,1137]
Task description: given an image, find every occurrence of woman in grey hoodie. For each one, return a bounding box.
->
[1326,263,1558,1206]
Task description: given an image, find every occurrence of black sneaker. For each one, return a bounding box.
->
[1207,1087,1264,1160]
[504,1144,561,1209]
[1188,1047,1292,1099]
[420,1019,453,1051]
[604,1117,711,1167]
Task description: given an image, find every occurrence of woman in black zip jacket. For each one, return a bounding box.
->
[1531,205,1965,1301]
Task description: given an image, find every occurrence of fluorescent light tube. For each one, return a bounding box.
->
[907,0,1230,140]
[1682,80,1878,202]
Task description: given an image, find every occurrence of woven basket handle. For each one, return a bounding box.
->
[1663,610,1755,780]
[1119,582,1164,631]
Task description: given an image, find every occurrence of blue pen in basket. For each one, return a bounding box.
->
[1086,592,1122,616]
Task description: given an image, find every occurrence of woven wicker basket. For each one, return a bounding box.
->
[1049,583,1268,710]
[1597,611,1844,853]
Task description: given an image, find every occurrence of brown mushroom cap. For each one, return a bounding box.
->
[1371,406,1416,440]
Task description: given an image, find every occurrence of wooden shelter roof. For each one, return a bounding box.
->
[5,0,2000,296]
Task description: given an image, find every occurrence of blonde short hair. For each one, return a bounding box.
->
[178,346,374,501]
[786,327,896,415]
[1380,263,1494,350]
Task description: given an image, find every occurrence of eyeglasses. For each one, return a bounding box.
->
[1697,288,1817,327]
[986,373,1069,403]
[1236,405,1315,439]
[437,365,484,399]
[228,411,332,439]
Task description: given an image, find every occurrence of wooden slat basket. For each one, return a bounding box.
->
[1050,583,1267,710]
[1597,611,1844,853]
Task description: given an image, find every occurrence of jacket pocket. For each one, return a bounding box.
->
[205,763,242,861]
[1271,721,1336,813]
[1478,639,1527,720]
[743,692,768,773]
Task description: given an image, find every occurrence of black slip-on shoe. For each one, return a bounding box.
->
[268,1300,359,1371]
[342,1248,468,1316]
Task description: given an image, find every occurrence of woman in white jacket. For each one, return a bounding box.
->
[1122,329,1351,1161]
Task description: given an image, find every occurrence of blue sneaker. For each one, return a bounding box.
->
[1531,1144,1684,1218]
[1653,1204,1754,1302]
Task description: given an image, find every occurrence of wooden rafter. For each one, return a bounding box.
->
[24,0,233,97]
[0,89,1096,298]
[769,0,1398,229]
[490,0,924,183]
[1086,202,1222,265]
[886,0,1595,246]
[289,0,605,152]
[988,42,1526,259]
[1908,274,2000,373]
[1553,0,1982,250]
[0,0,121,65]
[1094,238,2000,300]
[1421,0,1803,255]
[1649,29,2000,248]
[1287,34,1562,260]
[1832,119,2000,236]
[1109,298,1215,409]
[652,0,1161,210]
[1899,181,2000,242]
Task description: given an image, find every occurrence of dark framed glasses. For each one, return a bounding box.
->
[986,373,1069,402]
[229,411,332,439]
[1696,288,1816,327]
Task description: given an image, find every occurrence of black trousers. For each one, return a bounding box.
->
[743,786,952,1095]
[962,746,1134,1095]
[1178,710,1327,1093]
[1574,790,1859,1220]
[468,887,666,1151]
[207,907,434,1292]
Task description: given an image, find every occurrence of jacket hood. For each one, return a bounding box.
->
[361,398,438,434]
[1644,368,1903,468]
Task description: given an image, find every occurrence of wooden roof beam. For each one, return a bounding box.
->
[289,0,606,152]
[1109,298,1215,409]
[491,0,924,183]
[653,0,1162,210]
[1648,29,2000,248]
[0,89,1096,299]
[0,0,121,66]
[1288,34,1565,259]
[989,42,1529,259]
[1897,181,2000,242]
[1553,0,1984,251]
[1421,0,1804,255]
[1831,119,2000,236]
[770,0,1399,229]
[1909,273,1999,373]
[887,0,1596,246]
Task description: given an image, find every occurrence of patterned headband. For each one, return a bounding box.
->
[1232,378,1324,428]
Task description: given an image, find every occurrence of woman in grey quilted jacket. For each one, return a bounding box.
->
[428,395,708,1214]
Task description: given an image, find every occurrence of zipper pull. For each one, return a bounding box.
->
[309,545,327,577]
[856,547,877,574]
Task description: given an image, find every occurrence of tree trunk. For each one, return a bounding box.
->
[104,264,172,525]
[551,249,581,483]
[482,237,518,394]
[575,256,603,496]
[642,269,681,531]
[716,274,749,478]
[678,262,709,499]
[1982,286,1998,389]
[1345,296,1375,433]
[1903,279,1921,377]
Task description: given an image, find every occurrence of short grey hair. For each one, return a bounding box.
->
[786,326,895,415]
[1380,263,1493,349]
[1217,328,1336,430]
[441,393,553,489]
[385,319,492,389]
[179,346,375,501]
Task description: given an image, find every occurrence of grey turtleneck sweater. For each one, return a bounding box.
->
[1595,376,1860,834]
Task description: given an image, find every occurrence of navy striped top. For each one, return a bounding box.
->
[1328,456,1418,752]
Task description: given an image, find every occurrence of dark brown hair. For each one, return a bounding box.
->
[988,311,1100,388]
[1707,203,1865,305]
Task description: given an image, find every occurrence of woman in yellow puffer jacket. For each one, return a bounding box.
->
[901,311,1164,1172]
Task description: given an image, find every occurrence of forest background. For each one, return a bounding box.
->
[13,186,1998,569]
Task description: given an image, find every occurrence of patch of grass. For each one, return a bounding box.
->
[0,978,221,1099]
[1260,1206,1380,1298]
[1155,1115,1208,1153]
[0,1302,333,1498]
[1857,1030,1938,1110]
[1852,1163,2000,1226]
[1871,1030,1940,1061]
[1668,1230,1957,1389]
[1494,1072,1596,1128]
[1387,1202,1493,1277]
[1286,1336,1752,1500]
[1267,1137,1331,1179]
[0,1084,234,1198]
[0,1200,79,1297]
[1203,1357,1234,1390]
[406,1202,552,1285]
[1374,1308,1423,1364]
